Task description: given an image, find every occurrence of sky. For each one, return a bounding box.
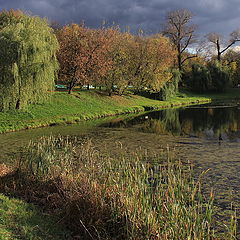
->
[0,0,240,36]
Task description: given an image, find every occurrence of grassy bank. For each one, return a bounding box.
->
[1,136,236,239]
[0,90,212,134]
[1,88,240,134]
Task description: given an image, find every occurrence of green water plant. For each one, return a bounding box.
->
[17,136,237,239]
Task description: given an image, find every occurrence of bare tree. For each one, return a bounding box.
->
[206,30,240,61]
[162,9,197,71]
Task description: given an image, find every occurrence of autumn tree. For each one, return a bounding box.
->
[0,10,59,111]
[144,35,176,92]
[100,32,176,97]
[128,35,151,92]
[100,30,133,96]
[162,9,196,71]
[206,30,240,61]
[87,27,117,90]
[129,34,176,93]
[57,24,114,94]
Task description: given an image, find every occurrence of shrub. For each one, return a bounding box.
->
[185,62,231,93]
[187,64,212,93]
[160,69,181,100]
[209,61,231,92]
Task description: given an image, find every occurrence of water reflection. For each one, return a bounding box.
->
[101,105,240,142]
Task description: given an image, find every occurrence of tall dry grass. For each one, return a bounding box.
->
[17,136,236,240]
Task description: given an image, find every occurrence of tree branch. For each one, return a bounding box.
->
[220,40,240,55]
[180,34,193,53]
[181,55,198,64]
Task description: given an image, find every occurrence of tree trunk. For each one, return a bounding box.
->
[68,83,73,94]
[178,53,182,71]
[217,40,221,61]
[111,83,115,94]
[68,80,76,94]
[16,99,20,109]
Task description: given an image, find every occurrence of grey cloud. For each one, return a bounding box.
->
[1,0,240,36]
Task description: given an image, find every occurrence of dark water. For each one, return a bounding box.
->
[1,101,240,232]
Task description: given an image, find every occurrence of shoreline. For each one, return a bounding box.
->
[0,91,212,134]
[2,88,240,134]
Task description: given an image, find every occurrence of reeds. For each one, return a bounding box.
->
[19,136,236,240]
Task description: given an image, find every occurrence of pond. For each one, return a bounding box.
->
[1,100,240,233]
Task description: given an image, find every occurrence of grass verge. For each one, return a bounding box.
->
[181,88,240,101]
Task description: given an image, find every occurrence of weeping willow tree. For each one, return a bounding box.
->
[0,10,59,111]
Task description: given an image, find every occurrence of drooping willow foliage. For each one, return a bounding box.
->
[0,10,59,111]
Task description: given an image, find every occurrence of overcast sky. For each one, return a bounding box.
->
[0,0,239,36]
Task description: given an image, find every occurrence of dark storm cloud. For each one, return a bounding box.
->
[1,0,240,35]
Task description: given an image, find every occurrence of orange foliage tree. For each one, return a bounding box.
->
[100,30,134,96]
[57,24,114,94]
[129,34,176,92]
[57,24,177,96]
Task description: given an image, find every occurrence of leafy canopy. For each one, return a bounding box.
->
[0,10,59,111]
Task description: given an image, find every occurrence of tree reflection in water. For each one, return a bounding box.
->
[104,105,240,141]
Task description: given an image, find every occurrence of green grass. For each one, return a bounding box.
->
[0,90,213,134]
[1,88,240,134]
[0,194,70,240]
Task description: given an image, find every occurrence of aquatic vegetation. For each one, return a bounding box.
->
[12,136,236,239]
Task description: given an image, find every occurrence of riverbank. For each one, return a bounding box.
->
[0,88,240,134]
[0,90,208,134]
